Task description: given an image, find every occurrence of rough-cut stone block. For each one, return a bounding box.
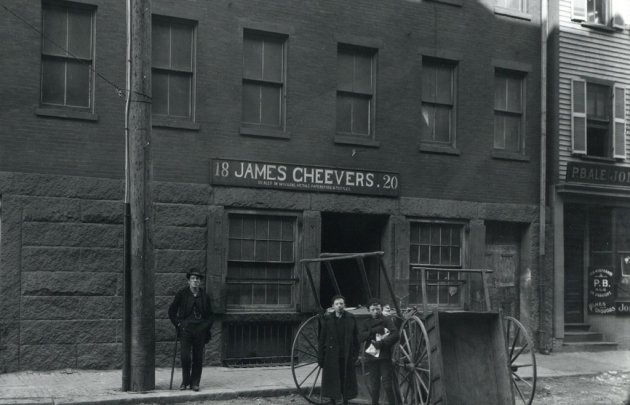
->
[20,320,120,344]
[22,223,123,248]
[154,249,206,273]
[20,344,76,370]
[155,318,178,342]
[81,200,124,224]
[213,187,310,211]
[0,344,19,373]
[22,272,119,296]
[22,198,81,222]
[310,193,397,214]
[80,248,123,272]
[0,321,20,345]
[77,343,121,369]
[478,203,538,222]
[154,181,211,205]
[155,341,179,367]
[155,204,208,227]
[155,296,173,319]
[399,197,480,219]
[20,297,122,320]
[154,226,207,250]
[155,273,189,297]
[0,196,22,320]
[0,172,122,199]
[22,247,81,272]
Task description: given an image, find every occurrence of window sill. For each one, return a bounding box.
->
[573,153,618,163]
[580,22,619,33]
[419,143,460,156]
[240,126,290,140]
[35,107,98,121]
[153,117,200,131]
[425,0,463,7]
[494,6,532,21]
[334,133,380,148]
[491,150,530,162]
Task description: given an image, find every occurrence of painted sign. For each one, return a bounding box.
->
[211,158,400,197]
[616,301,630,315]
[587,267,616,315]
[566,162,630,187]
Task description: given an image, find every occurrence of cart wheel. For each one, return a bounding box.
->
[291,314,326,404]
[392,315,431,405]
[504,316,537,405]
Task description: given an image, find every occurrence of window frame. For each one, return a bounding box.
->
[151,15,197,127]
[39,1,95,113]
[493,68,527,156]
[225,211,299,312]
[334,43,379,147]
[494,0,532,20]
[240,29,288,139]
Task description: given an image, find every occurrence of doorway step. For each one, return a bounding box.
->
[562,323,618,352]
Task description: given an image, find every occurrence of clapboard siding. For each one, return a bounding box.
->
[556,0,630,180]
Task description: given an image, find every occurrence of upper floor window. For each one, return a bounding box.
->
[241,30,287,135]
[421,58,457,148]
[152,17,195,119]
[336,44,376,139]
[494,69,526,154]
[496,0,527,13]
[571,79,626,159]
[41,2,94,109]
[572,0,629,28]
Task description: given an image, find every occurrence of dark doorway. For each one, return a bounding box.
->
[564,205,586,323]
[320,213,386,308]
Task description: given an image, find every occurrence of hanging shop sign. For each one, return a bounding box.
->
[587,267,616,315]
[211,158,400,197]
[566,162,630,187]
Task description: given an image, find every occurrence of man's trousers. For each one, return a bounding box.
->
[366,359,396,405]
[180,321,208,387]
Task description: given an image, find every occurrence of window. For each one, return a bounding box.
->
[587,0,610,24]
[241,30,286,132]
[572,0,629,27]
[227,214,296,308]
[571,79,626,159]
[421,58,456,147]
[494,70,525,153]
[152,17,195,119]
[336,45,376,138]
[41,2,94,109]
[409,222,463,307]
[496,0,527,13]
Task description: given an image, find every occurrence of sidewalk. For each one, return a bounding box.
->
[1,350,629,405]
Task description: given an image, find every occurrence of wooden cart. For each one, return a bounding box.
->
[290,251,536,405]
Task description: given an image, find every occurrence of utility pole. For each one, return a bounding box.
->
[123,0,155,391]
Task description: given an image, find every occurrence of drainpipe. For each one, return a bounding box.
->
[538,0,550,353]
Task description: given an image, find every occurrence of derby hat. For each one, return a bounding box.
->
[186,270,204,279]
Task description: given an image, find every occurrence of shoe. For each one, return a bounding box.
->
[179,383,188,390]
[192,385,200,392]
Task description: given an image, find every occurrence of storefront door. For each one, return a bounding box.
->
[564,205,586,323]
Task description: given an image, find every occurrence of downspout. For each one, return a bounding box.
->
[538,0,550,353]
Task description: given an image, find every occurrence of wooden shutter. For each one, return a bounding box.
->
[207,206,228,313]
[572,0,587,21]
[613,85,627,159]
[572,79,587,154]
[612,0,627,29]
[300,211,321,312]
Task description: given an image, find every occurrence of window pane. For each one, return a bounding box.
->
[242,82,260,124]
[410,226,420,244]
[505,115,521,152]
[336,94,352,133]
[352,96,370,135]
[152,71,169,115]
[230,216,242,238]
[281,242,293,261]
[420,225,430,243]
[66,61,90,107]
[337,50,354,92]
[262,38,283,82]
[420,246,430,264]
[435,65,452,104]
[495,76,507,110]
[434,106,451,143]
[278,285,291,304]
[171,23,193,71]
[243,217,255,238]
[152,21,171,69]
[587,83,608,119]
[229,239,241,260]
[268,241,281,261]
[452,247,461,265]
[255,241,267,261]
[410,245,419,263]
[67,9,92,59]
[422,64,436,102]
[42,7,67,56]
[260,85,281,126]
[430,246,441,264]
[41,59,65,105]
[168,74,191,117]
[507,77,522,112]
[281,220,293,241]
[253,284,266,304]
[421,104,434,141]
[256,217,269,239]
[494,115,506,149]
[242,240,255,260]
[243,36,263,80]
[269,219,281,239]
[227,284,240,304]
[267,284,278,305]
[353,52,373,94]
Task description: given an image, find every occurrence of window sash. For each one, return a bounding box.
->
[336,45,375,137]
[587,0,610,24]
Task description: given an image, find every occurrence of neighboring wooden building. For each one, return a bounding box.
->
[0,0,548,371]
[549,0,630,350]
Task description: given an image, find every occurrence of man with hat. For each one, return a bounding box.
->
[168,270,213,391]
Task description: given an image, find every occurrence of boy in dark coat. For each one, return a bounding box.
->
[168,271,213,391]
[358,298,399,405]
[318,295,359,405]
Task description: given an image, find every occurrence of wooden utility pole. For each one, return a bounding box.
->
[123,0,155,391]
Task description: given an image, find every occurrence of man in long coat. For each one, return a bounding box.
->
[318,295,359,405]
[168,270,213,391]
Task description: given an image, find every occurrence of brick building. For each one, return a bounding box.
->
[548,0,630,351]
[0,0,549,371]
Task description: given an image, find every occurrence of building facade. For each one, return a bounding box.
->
[0,0,548,371]
[549,0,630,350]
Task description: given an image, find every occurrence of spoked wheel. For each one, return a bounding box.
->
[291,314,325,404]
[504,316,537,405]
[392,315,431,405]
